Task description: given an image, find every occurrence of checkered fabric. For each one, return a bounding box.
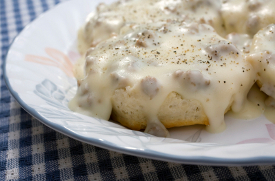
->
[1,0,275,180]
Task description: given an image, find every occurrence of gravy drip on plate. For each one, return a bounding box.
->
[227,83,275,123]
[264,97,275,123]
[69,22,256,136]
[227,84,266,119]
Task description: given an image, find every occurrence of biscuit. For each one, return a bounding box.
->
[111,91,209,130]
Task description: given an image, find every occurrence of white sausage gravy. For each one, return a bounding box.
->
[69,0,275,137]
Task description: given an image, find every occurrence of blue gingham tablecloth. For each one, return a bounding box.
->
[1,0,275,180]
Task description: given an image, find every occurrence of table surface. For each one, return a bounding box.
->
[1,0,275,180]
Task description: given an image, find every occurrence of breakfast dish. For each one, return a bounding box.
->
[5,0,275,165]
[70,0,275,137]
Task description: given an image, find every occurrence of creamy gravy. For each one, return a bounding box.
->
[79,0,225,53]
[221,0,275,36]
[226,33,252,54]
[69,22,256,136]
[244,24,275,124]
[248,24,275,98]
[69,0,275,137]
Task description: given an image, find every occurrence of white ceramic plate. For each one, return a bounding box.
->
[4,0,275,166]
